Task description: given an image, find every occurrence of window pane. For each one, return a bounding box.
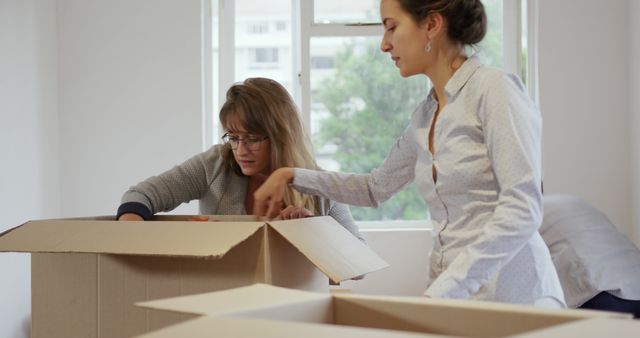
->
[209,0,520,225]
[249,47,280,68]
[212,1,220,143]
[234,0,293,91]
[520,0,528,84]
[314,0,379,24]
[310,36,429,221]
[479,0,503,68]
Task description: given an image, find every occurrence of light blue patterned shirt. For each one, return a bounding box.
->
[293,56,565,305]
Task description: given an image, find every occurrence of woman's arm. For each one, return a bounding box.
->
[254,124,419,217]
[117,148,217,220]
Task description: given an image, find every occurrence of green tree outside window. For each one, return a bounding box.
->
[313,0,504,221]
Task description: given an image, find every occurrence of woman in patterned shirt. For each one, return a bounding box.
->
[254,0,564,306]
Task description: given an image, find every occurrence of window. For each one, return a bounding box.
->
[310,56,334,69]
[313,0,380,24]
[248,22,269,34]
[249,47,280,67]
[208,0,535,227]
[276,21,287,31]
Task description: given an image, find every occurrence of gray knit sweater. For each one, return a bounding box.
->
[118,145,364,241]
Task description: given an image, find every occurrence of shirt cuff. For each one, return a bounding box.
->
[117,202,152,220]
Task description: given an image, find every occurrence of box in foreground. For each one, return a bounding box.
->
[0,215,387,338]
[136,283,637,338]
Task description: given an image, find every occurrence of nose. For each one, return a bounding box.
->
[235,140,250,154]
[380,37,391,53]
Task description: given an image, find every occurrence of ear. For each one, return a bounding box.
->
[420,12,445,40]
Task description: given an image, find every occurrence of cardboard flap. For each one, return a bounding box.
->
[330,292,627,338]
[509,318,640,338]
[0,219,264,257]
[137,283,329,316]
[268,216,389,282]
[152,215,256,222]
[135,315,444,338]
[332,292,629,319]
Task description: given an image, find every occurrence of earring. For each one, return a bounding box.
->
[424,41,432,53]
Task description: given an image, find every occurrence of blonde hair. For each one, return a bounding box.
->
[219,78,319,213]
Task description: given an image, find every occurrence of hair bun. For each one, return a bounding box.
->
[445,0,487,45]
[399,0,487,46]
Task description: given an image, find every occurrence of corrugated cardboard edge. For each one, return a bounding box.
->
[0,222,24,237]
[508,317,640,338]
[0,218,267,259]
[0,215,115,238]
[134,315,444,338]
[332,292,631,319]
[136,284,330,316]
[0,214,250,240]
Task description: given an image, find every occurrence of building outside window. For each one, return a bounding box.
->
[249,47,280,68]
[248,22,269,34]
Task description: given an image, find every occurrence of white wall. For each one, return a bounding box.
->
[57,0,204,217]
[631,0,640,244]
[339,229,432,296]
[538,0,635,243]
[0,1,59,337]
[1,0,203,336]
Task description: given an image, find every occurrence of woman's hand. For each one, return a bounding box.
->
[280,206,313,220]
[254,167,295,218]
[118,213,144,221]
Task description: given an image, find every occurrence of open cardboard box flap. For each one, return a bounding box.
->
[0,218,262,258]
[138,283,329,316]
[0,216,392,338]
[508,317,640,338]
[136,284,637,338]
[135,316,451,338]
[135,315,640,338]
[0,215,388,282]
[267,216,388,281]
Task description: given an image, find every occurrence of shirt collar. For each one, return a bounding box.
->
[428,54,483,101]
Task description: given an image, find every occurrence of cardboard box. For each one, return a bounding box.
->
[0,215,388,338]
[135,284,637,338]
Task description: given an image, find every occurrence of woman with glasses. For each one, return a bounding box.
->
[254,0,564,306]
[116,77,364,242]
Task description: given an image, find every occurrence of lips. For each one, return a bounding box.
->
[391,56,400,66]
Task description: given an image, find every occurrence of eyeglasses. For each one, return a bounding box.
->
[222,133,268,151]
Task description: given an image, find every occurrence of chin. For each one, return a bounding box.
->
[399,67,420,78]
[398,67,412,77]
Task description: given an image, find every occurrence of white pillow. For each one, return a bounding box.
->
[540,194,640,307]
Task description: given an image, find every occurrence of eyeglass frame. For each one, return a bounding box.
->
[222,133,269,151]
